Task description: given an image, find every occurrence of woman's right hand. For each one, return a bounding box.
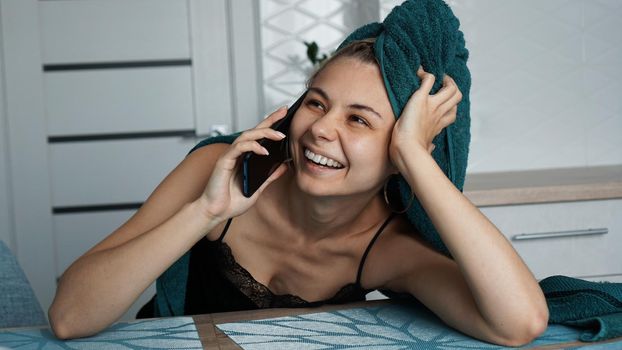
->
[197,107,291,222]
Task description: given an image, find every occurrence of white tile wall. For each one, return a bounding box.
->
[259,0,379,111]
[455,0,622,172]
[259,0,622,172]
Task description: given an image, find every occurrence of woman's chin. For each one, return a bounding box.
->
[293,174,342,198]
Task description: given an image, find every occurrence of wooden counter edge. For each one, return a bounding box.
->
[465,181,622,207]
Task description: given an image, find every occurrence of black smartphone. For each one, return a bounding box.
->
[241,91,308,198]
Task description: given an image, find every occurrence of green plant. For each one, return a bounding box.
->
[304,41,328,66]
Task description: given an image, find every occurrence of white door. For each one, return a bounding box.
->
[0,0,261,320]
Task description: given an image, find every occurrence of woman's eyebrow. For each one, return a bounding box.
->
[308,86,384,120]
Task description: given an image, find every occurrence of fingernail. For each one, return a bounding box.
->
[280,105,288,110]
[262,147,269,155]
[276,131,286,138]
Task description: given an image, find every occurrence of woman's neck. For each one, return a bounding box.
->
[264,170,389,242]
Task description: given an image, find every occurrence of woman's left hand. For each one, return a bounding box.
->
[389,66,462,172]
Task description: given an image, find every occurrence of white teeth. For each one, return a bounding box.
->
[313,154,322,163]
[304,148,343,168]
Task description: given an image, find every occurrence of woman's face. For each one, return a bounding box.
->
[288,56,398,198]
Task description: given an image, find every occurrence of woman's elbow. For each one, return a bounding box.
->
[48,300,90,340]
[48,303,73,340]
[496,307,549,347]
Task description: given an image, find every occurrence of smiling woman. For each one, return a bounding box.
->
[47,0,549,346]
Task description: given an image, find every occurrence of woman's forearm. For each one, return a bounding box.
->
[49,199,221,339]
[399,147,548,338]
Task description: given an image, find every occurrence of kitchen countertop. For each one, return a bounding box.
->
[463,164,622,207]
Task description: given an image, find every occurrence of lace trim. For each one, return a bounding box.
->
[216,242,366,308]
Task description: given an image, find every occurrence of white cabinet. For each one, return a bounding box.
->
[45,67,195,136]
[465,166,622,283]
[480,199,622,282]
[49,138,197,207]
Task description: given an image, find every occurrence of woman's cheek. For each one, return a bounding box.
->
[289,112,313,139]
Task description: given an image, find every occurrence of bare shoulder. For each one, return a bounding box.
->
[84,142,231,255]
[361,215,454,292]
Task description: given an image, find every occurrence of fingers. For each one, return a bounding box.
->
[431,74,461,106]
[439,105,458,128]
[236,127,287,144]
[256,106,288,129]
[218,106,289,175]
[235,105,290,143]
[416,68,462,115]
[416,66,435,96]
[218,139,272,171]
[432,75,462,121]
[438,86,462,119]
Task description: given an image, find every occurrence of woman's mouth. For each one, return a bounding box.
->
[303,148,345,170]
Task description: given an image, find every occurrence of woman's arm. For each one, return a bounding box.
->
[395,147,548,346]
[386,67,548,346]
[49,107,291,339]
[49,144,228,339]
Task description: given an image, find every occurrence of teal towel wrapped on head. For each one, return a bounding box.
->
[155,0,622,343]
[337,0,471,257]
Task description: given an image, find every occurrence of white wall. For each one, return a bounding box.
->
[451,0,622,173]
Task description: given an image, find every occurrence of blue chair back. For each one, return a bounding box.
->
[0,240,47,328]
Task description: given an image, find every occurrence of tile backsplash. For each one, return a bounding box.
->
[450,0,622,172]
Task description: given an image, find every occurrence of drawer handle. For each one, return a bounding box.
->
[512,228,608,241]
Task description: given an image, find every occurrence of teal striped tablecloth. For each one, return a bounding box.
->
[217,302,622,349]
[0,316,202,349]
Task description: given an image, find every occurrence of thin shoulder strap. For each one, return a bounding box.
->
[356,213,397,285]
[217,217,234,242]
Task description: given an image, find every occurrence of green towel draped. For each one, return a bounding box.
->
[154,0,622,343]
[540,275,622,342]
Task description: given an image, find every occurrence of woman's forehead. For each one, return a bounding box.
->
[311,58,394,119]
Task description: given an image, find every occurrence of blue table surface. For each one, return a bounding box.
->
[1,301,621,349]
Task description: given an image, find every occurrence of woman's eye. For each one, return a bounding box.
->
[350,115,369,126]
[307,100,325,111]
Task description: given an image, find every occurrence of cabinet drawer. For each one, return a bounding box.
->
[49,137,199,207]
[45,67,194,136]
[39,0,190,63]
[54,210,135,275]
[480,199,622,279]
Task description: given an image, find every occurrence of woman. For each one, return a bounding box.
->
[48,38,548,345]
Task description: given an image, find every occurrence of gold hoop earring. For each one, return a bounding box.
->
[383,175,415,214]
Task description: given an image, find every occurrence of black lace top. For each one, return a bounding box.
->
[140,213,396,317]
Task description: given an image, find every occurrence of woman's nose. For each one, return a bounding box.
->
[309,111,339,141]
